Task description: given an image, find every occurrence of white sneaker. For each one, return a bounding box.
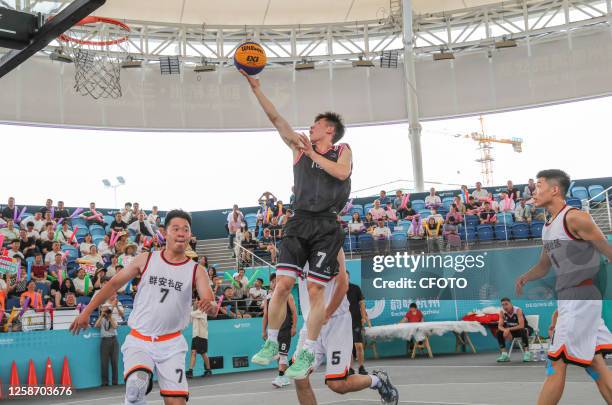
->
[272,375,291,388]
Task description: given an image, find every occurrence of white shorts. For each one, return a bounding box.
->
[296,312,353,382]
[549,300,612,366]
[121,331,189,399]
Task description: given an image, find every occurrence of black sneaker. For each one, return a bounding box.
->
[358,366,368,375]
[203,370,212,377]
[371,370,399,405]
[186,369,193,379]
[348,368,355,376]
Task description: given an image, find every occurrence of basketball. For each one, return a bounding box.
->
[234,41,267,75]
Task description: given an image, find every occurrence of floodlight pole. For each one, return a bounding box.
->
[402,0,425,192]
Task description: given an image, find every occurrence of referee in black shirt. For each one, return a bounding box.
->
[346,272,368,375]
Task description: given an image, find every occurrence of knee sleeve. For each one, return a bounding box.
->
[586,367,601,382]
[279,355,288,366]
[125,370,150,405]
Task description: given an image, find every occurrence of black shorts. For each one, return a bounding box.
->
[191,337,208,354]
[278,328,292,356]
[276,213,344,285]
[352,326,364,344]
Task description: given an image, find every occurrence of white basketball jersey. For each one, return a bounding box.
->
[542,204,600,293]
[127,250,196,336]
[298,262,349,320]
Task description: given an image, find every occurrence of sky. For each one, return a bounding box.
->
[1,96,611,212]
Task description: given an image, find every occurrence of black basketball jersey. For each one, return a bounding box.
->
[502,306,528,329]
[293,143,352,214]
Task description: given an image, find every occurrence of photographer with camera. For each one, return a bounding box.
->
[94,293,124,386]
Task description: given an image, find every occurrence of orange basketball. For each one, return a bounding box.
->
[234,42,267,75]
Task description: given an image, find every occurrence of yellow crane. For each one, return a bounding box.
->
[453,116,523,186]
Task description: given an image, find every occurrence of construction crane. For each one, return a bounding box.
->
[453,116,523,186]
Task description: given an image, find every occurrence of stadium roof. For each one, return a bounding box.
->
[43,0,501,25]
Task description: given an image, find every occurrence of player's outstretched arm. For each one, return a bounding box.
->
[69,253,146,334]
[240,70,304,154]
[194,264,216,315]
[515,250,552,296]
[299,134,352,181]
[565,209,612,261]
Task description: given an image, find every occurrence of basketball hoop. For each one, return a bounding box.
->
[58,16,130,99]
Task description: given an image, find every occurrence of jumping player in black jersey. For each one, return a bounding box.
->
[242,70,352,379]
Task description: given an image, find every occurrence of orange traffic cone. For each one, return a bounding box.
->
[9,361,20,388]
[27,359,38,387]
[43,357,55,387]
[60,356,72,387]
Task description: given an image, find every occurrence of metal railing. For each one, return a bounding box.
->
[585,185,612,232]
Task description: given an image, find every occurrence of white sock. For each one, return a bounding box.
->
[268,329,279,343]
[303,339,316,353]
[370,374,380,388]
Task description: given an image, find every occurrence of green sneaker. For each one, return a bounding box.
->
[523,351,533,362]
[496,352,510,362]
[252,340,279,366]
[285,348,315,380]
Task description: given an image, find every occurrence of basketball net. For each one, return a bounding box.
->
[58,16,130,100]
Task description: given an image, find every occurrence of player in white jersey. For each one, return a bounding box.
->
[294,249,399,405]
[515,170,612,405]
[70,210,216,405]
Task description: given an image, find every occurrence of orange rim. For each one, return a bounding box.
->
[58,16,130,46]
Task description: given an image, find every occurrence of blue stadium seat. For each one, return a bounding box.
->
[93,236,104,246]
[411,200,425,211]
[418,209,432,217]
[512,223,530,239]
[6,297,19,311]
[477,225,493,241]
[364,203,374,214]
[36,282,50,297]
[76,296,91,306]
[341,215,352,223]
[566,197,581,209]
[89,225,106,237]
[391,233,407,250]
[359,234,374,252]
[442,197,454,210]
[497,213,514,225]
[26,256,35,266]
[61,244,79,261]
[387,222,395,233]
[245,214,257,228]
[459,226,476,241]
[71,217,87,229]
[350,205,364,217]
[571,186,589,200]
[588,185,606,203]
[494,225,510,240]
[343,235,357,252]
[530,221,545,238]
[465,215,480,227]
[437,208,448,218]
[103,215,114,225]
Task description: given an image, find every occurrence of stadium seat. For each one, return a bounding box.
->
[364,203,374,214]
[418,209,432,217]
[359,234,374,252]
[411,200,425,211]
[588,185,606,203]
[350,205,364,217]
[387,222,395,233]
[26,256,35,266]
[391,232,407,250]
[494,225,510,240]
[61,245,79,261]
[76,296,91,306]
[464,215,479,227]
[341,215,352,223]
[476,225,494,241]
[511,223,530,239]
[437,208,448,218]
[245,214,257,228]
[459,226,476,241]
[571,186,589,200]
[343,235,357,252]
[497,213,514,225]
[71,218,87,229]
[6,297,19,311]
[89,224,106,237]
[36,282,50,297]
[93,236,104,246]
[530,221,545,238]
[103,215,114,225]
[566,197,582,209]
[442,197,454,210]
